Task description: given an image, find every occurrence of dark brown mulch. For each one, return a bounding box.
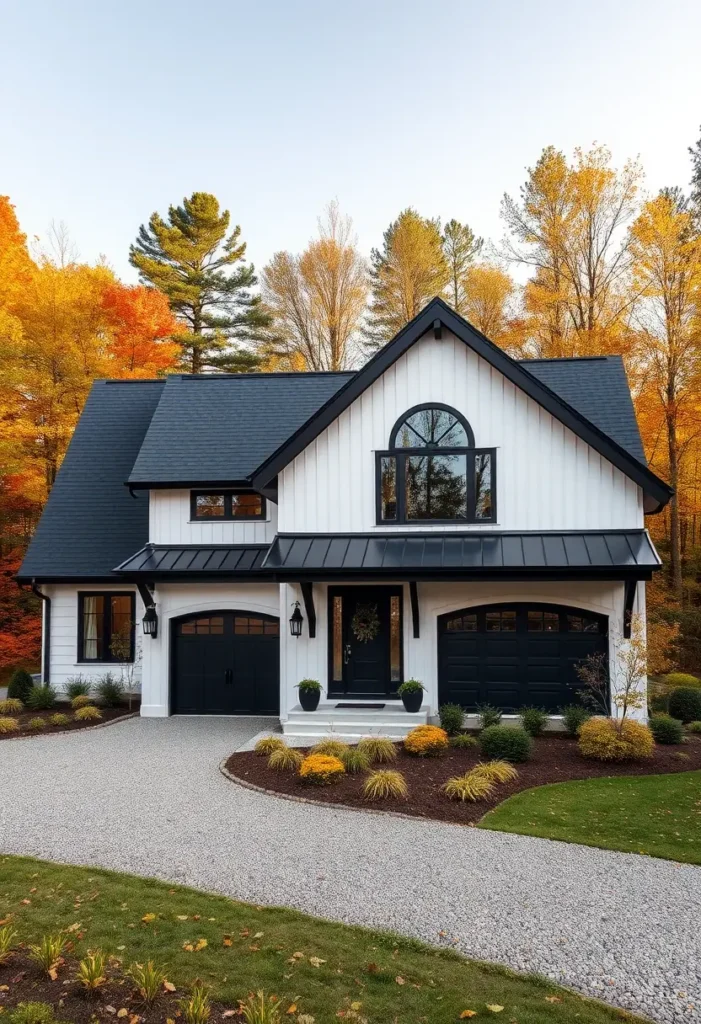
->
[226,732,701,826]
[0,951,237,1023]
[0,703,139,741]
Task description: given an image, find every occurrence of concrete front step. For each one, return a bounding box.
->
[282,702,429,739]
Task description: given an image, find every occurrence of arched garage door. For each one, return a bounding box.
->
[438,603,608,713]
[172,612,279,715]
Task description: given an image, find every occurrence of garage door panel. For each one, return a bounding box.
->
[438,603,608,713]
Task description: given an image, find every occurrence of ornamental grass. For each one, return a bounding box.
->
[310,738,349,758]
[443,773,495,802]
[0,698,23,714]
[0,717,19,734]
[578,717,654,762]
[403,724,449,757]
[470,759,519,784]
[298,753,346,785]
[27,717,46,731]
[254,736,286,756]
[356,736,397,763]
[340,746,371,774]
[362,769,408,801]
[49,713,71,727]
[74,705,102,722]
[267,746,304,772]
[450,732,479,749]
[71,694,94,710]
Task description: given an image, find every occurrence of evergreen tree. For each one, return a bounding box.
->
[690,125,701,207]
[129,192,269,373]
[442,218,482,314]
[364,208,449,349]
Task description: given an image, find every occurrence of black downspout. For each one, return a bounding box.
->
[31,580,51,683]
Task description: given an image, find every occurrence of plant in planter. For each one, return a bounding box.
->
[396,679,424,712]
[297,678,322,711]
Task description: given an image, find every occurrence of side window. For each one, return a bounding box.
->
[191,491,266,520]
[79,592,135,662]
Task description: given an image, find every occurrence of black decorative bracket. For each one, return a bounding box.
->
[300,581,316,638]
[137,582,155,609]
[409,581,420,638]
[433,319,442,340]
[623,579,637,639]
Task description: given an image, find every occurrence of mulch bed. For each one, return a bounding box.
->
[0,951,235,1023]
[226,732,701,826]
[0,703,139,741]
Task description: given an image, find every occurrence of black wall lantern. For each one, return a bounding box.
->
[142,605,158,639]
[289,601,304,637]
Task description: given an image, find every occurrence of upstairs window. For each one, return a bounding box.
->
[376,404,496,524]
[191,491,266,521]
[78,592,135,663]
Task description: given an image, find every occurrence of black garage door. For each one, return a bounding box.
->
[172,612,279,715]
[438,603,608,713]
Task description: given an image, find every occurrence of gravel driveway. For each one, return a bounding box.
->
[0,717,698,1023]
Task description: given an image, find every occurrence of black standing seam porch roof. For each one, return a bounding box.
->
[114,544,271,578]
[261,531,661,579]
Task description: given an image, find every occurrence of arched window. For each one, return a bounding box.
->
[377,404,495,524]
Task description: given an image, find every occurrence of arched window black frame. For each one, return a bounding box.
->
[376,403,496,524]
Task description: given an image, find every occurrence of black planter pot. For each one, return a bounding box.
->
[400,689,423,713]
[299,688,321,712]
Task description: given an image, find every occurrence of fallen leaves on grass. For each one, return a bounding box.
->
[486,1006,504,1013]
[460,1013,477,1020]
[141,913,156,923]
[309,956,326,968]
[182,938,208,952]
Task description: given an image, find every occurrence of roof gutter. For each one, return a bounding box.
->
[31,579,51,684]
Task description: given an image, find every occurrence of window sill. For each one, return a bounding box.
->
[188,519,269,525]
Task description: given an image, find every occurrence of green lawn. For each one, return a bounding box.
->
[480,770,701,864]
[0,855,646,1023]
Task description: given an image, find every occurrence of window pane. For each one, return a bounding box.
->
[446,614,477,632]
[474,453,492,519]
[583,617,600,633]
[567,615,600,633]
[395,408,467,448]
[487,609,516,632]
[332,596,343,681]
[264,620,279,635]
[390,595,401,683]
[195,494,225,518]
[83,595,104,660]
[231,493,262,517]
[109,596,133,660]
[380,457,397,521]
[405,454,467,520]
[527,610,543,631]
[544,611,559,632]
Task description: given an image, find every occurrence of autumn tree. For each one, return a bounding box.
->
[260,202,367,371]
[629,192,701,600]
[130,192,269,373]
[101,283,179,377]
[461,263,521,350]
[690,126,701,208]
[365,208,449,348]
[441,219,482,315]
[501,145,642,357]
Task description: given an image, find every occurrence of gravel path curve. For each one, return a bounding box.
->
[0,717,699,1023]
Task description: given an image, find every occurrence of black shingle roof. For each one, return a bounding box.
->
[520,356,646,463]
[17,380,164,581]
[128,372,355,486]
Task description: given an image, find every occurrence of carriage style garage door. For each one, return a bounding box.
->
[172,612,279,715]
[438,603,608,713]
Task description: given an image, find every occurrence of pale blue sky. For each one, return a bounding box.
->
[2,0,700,281]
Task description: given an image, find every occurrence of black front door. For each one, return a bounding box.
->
[172,612,280,714]
[328,587,403,698]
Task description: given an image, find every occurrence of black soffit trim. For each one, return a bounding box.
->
[250,297,672,511]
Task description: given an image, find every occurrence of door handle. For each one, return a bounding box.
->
[225,668,233,685]
[343,644,352,665]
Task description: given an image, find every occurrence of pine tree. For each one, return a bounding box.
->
[129,192,269,373]
[364,209,449,349]
[442,219,482,314]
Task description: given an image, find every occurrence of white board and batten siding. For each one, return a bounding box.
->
[149,490,277,545]
[278,330,643,534]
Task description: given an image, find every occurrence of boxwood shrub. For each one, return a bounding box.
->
[438,703,465,736]
[668,687,701,724]
[648,714,684,745]
[7,668,34,703]
[479,725,532,763]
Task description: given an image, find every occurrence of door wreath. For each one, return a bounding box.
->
[351,602,380,643]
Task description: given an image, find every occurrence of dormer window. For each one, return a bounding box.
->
[376,404,496,524]
[191,490,266,521]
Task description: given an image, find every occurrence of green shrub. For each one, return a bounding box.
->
[340,746,370,774]
[662,672,701,689]
[450,732,478,749]
[26,686,57,710]
[27,717,46,731]
[479,725,532,763]
[7,668,34,703]
[668,687,701,724]
[649,714,684,745]
[65,676,92,699]
[648,691,669,715]
[49,713,71,728]
[519,706,548,737]
[8,1003,69,1024]
[476,703,502,729]
[687,721,701,734]
[439,703,465,735]
[95,674,124,707]
[560,704,591,737]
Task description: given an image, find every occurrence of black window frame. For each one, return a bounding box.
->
[77,591,136,664]
[190,490,267,522]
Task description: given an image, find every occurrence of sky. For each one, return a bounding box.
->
[2,0,701,283]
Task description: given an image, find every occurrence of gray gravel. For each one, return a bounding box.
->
[0,717,699,1023]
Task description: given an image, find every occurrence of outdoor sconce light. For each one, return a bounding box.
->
[142,605,158,639]
[289,601,304,637]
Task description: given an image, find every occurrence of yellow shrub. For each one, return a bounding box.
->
[0,717,20,734]
[0,698,23,714]
[470,760,519,784]
[268,746,304,772]
[71,694,94,710]
[363,769,408,800]
[404,724,449,757]
[311,738,349,758]
[254,736,285,756]
[74,705,103,722]
[299,753,346,785]
[578,717,654,762]
[444,773,495,802]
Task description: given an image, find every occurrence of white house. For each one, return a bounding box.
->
[18,298,671,736]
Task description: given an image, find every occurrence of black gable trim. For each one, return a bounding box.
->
[251,298,672,513]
